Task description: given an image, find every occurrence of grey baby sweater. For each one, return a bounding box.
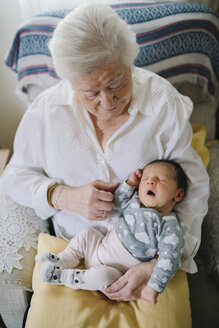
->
[114,181,185,293]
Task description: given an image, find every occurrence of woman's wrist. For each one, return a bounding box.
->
[48,183,66,209]
[47,183,60,208]
[52,185,66,209]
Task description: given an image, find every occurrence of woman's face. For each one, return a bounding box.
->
[71,61,132,120]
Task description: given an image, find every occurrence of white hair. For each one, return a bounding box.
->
[48,3,139,79]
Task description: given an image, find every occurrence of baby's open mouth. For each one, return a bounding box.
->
[147,190,155,196]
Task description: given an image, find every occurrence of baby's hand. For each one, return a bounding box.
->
[141,284,158,305]
[127,169,142,187]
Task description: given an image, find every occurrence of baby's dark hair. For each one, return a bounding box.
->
[146,159,188,198]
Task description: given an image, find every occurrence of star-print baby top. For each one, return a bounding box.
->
[114,181,185,293]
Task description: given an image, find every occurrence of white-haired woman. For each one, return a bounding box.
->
[4,3,209,301]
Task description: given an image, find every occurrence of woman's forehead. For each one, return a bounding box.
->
[72,62,128,90]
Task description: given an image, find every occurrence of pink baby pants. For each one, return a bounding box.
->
[58,227,141,290]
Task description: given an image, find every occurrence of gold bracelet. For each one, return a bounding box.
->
[47,183,60,208]
[53,185,65,209]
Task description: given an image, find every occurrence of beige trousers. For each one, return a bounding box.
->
[59,227,141,290]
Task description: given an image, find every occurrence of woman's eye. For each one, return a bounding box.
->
[84,92,98,98]
[109,82,122,90]
[109,76,124,90]
[87,95,96,98]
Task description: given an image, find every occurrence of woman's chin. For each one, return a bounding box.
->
[100,106,123,118]
[102,102,122,113]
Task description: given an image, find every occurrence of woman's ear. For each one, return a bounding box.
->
[174,189,184,203]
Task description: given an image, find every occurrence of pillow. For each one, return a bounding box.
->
[191,125,209,167]
[25,233,192,328]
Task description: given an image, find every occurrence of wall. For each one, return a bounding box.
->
[0,0,26,152]
[0,0,104,153]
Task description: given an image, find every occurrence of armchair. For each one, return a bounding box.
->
[1,2,219,327]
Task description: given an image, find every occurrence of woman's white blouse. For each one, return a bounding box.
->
[3,67,209,273]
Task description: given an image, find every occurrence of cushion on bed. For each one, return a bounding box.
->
[25,232,192,328]
[4,2,219,104]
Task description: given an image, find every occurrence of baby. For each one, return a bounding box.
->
[36,159,187,305]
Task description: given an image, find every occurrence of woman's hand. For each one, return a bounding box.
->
[51,181,119,220]
[103,259,157,301]
[141,284,158,305]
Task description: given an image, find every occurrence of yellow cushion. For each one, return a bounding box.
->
[26,233,192,328]
[191,124,209,167]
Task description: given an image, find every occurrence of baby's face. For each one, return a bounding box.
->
[138,162,183,214]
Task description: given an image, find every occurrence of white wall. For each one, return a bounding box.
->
[0,0,26,152]
[0,0,104,153]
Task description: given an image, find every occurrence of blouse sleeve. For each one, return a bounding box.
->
[3,97,62,219]
[162,94,210,273]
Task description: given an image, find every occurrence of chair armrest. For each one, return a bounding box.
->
[199,142,219,286]
[0,174,49,289]
[0,174,50,327]
[0,246,35,328]
[0,286,32,328]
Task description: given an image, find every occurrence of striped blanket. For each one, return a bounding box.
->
[5,1,219,102]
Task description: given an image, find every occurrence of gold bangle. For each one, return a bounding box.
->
[53,185,65,209]
[47,183,60,208]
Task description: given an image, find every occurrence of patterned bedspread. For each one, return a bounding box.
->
[5,1,219,101]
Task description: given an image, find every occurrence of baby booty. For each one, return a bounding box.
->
[40,262,85,289]
[70,270,85,286]
[35,252,65,267]
[40,263,64,285]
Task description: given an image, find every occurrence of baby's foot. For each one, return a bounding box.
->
[40,262,85,289]
[71,270,85,286]
[40,263,64,285]
[35,252,65,267]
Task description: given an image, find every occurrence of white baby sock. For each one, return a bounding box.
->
[40,262,85,289]
[40,263,122,291]
[35,252,66,267]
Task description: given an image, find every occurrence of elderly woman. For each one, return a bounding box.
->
[3,3,209,301]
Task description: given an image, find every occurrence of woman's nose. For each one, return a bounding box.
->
[99,91,115,109]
